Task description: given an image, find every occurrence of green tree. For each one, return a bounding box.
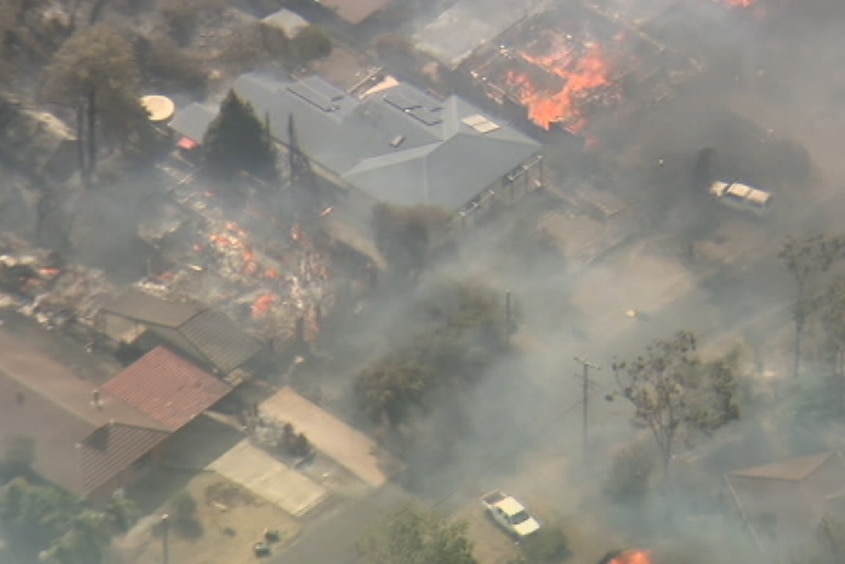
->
[0,480,135,563]
[819,276,845,412]
[43,23,149,180]
[371,203,451,277]
[357,502,476,564]
[611,332,740,481]
[157,0,228,45]
[203,91,278,182]
[289,25,331,64]
[0,435,34,483]
[779,235,845,378]
[355,281,508,427]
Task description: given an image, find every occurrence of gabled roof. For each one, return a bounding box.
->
[727,452,845,562]
[729,452,836,482]
[104,288,201,328]
[102,347,233,432]
[191,72,541,213]
[102,289,264,374]
[169,103,216,144]
[0,330,169,497]
[313,0,392,24]
[164,309,264,375]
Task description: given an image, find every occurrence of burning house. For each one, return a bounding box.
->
[436,0,754,141]
[456,1,689,139]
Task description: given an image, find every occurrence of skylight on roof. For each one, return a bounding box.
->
[462,114,500,133]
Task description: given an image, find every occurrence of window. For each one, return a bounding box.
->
[510,511,530,525]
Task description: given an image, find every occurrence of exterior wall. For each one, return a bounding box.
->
[448,152,543,236]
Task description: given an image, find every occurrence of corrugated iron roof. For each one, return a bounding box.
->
[175,310,264,374]
[79,423,170,495]
[102,347,233,432]
[729,452,835,482]
[103,288,201,328]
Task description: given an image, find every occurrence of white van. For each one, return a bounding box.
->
[709,181,773,216]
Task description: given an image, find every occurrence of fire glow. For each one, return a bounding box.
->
[506,39,612,133]
[609,549,654,564]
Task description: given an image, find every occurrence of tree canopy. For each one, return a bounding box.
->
[357,502,477,564]
[355,280,508,427]
[612,331,740,477]
[203,91,278,182]
[43,23,147,144]
[0,479,138,563]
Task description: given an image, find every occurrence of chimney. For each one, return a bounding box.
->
[92,388,102,410]
[16,391,24,405]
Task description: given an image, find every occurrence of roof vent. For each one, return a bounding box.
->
[92,389,102,410]
[390,135,405,148]
[462,114,500,134]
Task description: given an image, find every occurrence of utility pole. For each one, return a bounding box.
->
[161,513,170,564]
[573,356,600,458]
[505,290,512,346]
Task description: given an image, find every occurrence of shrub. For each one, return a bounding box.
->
[603,442,656,505]
[520,526,571,563]
[169,490,197,522]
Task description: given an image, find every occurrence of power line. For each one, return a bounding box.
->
[573,356,601,459]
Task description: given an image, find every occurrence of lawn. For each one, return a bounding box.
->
[115,471,301,564]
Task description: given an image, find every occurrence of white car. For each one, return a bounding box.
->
[709,180,773,216]
[480,490,541,539]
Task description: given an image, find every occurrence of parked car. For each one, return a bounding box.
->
[709,180,773,216]
[480,490,541,540]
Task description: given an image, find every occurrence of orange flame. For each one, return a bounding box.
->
[252,293,277,319]
[610,549,654,564]
[506,41,611,132]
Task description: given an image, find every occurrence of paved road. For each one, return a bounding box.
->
[271,484,410,564]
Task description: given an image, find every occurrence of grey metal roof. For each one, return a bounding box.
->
[413,0,539,69]
[104,289,263,374]
[169,103,216,143]
[104,288,201,328]
[221,72,540,213]
[175,309,264,374]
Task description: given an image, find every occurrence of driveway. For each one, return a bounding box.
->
[261,387,396,488]
[210,440,329,517]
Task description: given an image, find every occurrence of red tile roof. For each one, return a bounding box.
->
[102,347,233,432]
